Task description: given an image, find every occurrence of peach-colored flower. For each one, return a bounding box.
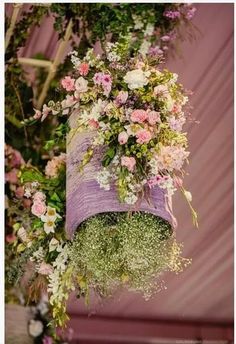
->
[78,62,89,76]
[130,109,148,123]
[136,129,152,144]
[121,156,136,172]
[118,131,129,145]
[45,154,66,178]
[147,111,160,125]
[38,262,53,275]
[15,186,24,199]
[31,201,46,218]
[61,76,75,92]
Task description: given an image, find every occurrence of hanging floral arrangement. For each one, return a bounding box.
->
[5,3,198,334]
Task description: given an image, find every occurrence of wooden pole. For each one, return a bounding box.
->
[5,3,23,51]
[18,57,52,69]
[37,19,73,109]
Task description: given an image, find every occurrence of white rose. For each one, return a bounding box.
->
[124,69,149,90]
[28,320,43,337]
[75,77,88,93]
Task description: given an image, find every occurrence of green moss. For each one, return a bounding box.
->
[69,212,190,299]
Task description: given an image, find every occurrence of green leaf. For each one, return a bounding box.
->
[21,168,45,183]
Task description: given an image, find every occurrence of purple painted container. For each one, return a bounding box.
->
[66,114,176,239]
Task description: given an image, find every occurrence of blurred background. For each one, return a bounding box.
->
[5,3,234,343]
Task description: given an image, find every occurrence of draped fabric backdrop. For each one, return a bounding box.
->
[5,3,234,342]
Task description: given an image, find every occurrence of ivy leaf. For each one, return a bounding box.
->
[102,146,116,167]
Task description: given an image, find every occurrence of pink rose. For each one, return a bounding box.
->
[31,201,46,218]
[5,169,18,184]
[130,109,148,123]
[78,62,89,76]
[33,191,46,202]
[136,129,152,144]
[118,131,129,145]
[147,111,160,125]
[115,91,128,106]
[61,76,75,92]
[121,156,136,172]
[38,262,53,276]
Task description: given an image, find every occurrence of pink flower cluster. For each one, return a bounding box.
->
[121,156,136,172]
[31,191,46,218]
[164,10,181,20]
[61,76,75,92]
[93,72,112,96]
[131,109,160,125]
[136,129,152,144]
[45,153,66,178]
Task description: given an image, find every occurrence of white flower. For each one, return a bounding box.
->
[184,190,192,202]
[41,206,61,222]
[28,320,43,337]
[144,23,155,36]
[43,220,55,235]
[75,77,88,93]
[24,187,32,198]
[133,15,144,30]
[49,238,59,252]
[124,69,149,90]
[139,41,151,56]
[124,192,138,205]
[30,247,44,263]
[97,169,111,191]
